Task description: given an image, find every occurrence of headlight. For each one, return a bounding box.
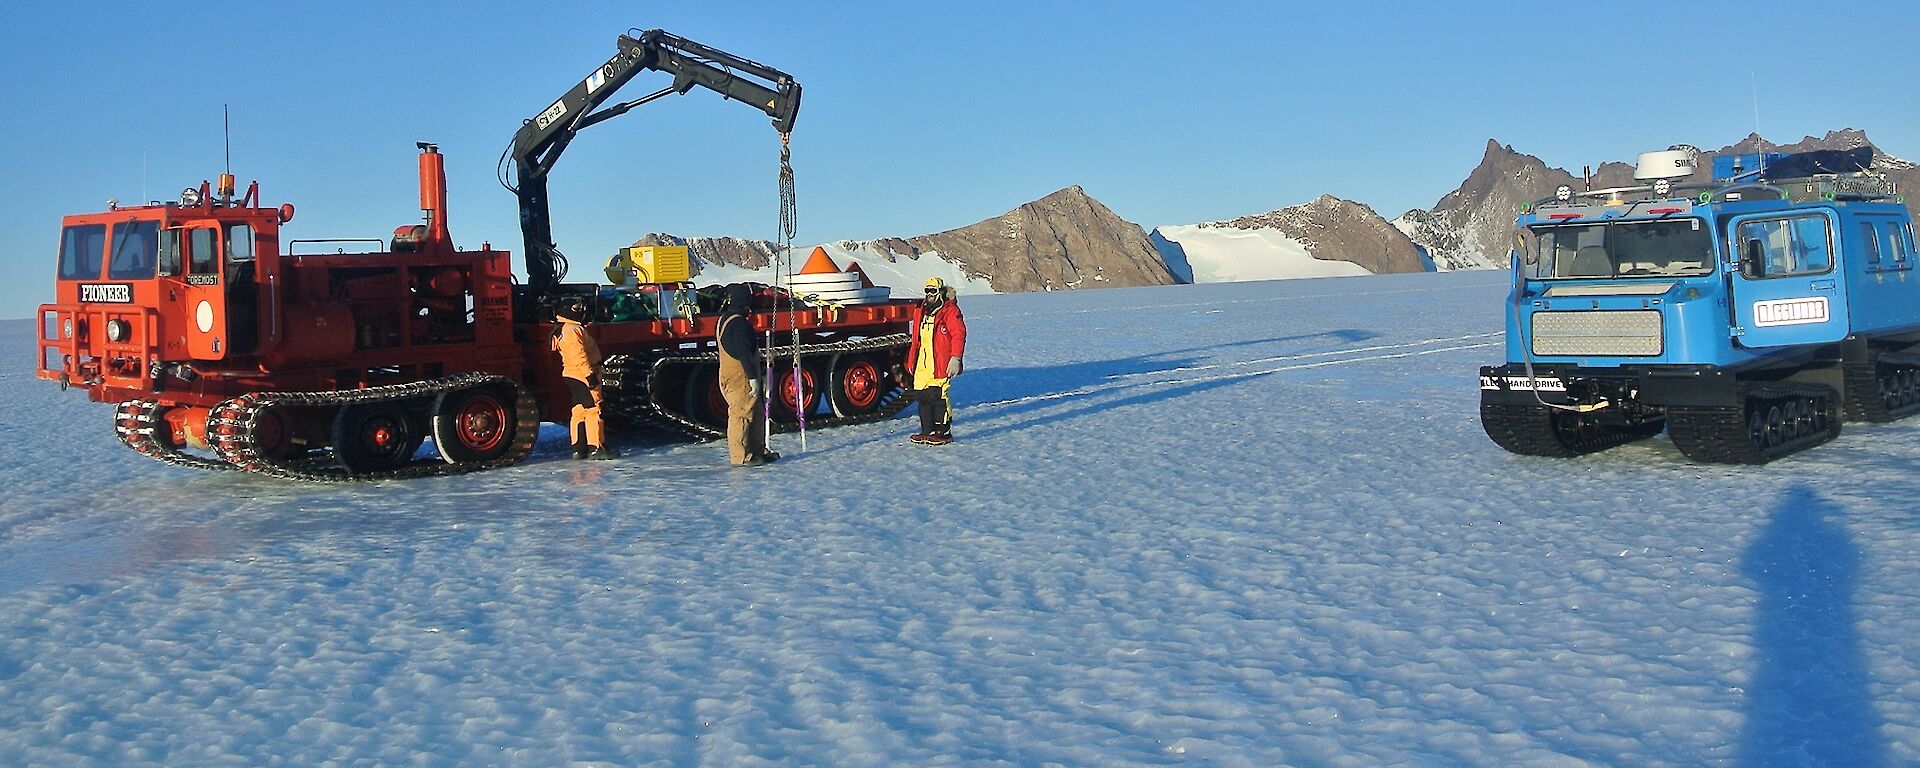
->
[106,319,131,343]
[1555,185,1572,202]
[1652,179,1672,198]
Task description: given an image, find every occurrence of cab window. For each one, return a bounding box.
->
[107,221,160,280]
[1738,215,1832,279]
[188,228,218,276]
[1861,222,1882,266]
[224,223,254,262]
[58,223,107,279]
[1885,222,1913,269]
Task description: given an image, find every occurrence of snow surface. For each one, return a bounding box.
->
[1152,224,1373,284]
[5,271,1920,766]
[693,242,995,299]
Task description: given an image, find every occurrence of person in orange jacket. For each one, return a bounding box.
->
[551,297,617,460]
[901,277,967,445]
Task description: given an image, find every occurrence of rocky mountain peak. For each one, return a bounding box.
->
[900,186,1176,292]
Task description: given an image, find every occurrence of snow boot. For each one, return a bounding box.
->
[586,446,620,460]
[909,433,933,445]
[923,432,954,446]
[735,453,765,467]
[759,451,781,464]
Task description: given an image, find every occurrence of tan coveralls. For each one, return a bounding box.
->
[716,314,768,465]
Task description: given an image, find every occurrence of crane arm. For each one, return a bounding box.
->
[510,29,802,292]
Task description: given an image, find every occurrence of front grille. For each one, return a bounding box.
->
[1531,310,1663,357]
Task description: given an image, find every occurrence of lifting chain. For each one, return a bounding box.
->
[779,133,798,244]
[770,132,809,450]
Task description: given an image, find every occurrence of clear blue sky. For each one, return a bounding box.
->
[4,0,1916,318]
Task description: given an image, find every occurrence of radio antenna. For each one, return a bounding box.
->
[224,104,231,176]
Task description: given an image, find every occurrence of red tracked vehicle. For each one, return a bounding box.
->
[34,30,914,480]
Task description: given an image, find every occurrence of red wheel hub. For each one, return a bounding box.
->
[842,361,880,409]
[779,368,819,416]
[455,394,507,451]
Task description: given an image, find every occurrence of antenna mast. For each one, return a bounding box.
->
[220,104,236,202]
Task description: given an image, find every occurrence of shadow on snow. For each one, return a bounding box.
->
[1739,483,1889,766]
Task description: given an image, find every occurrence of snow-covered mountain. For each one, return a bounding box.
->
[637,185,1175,296]
[7,271,1920,764]
[1151,194,1430,284]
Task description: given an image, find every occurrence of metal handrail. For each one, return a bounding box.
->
[286,238,385,255]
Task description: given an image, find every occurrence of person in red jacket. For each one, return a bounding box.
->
[901,277,967,445]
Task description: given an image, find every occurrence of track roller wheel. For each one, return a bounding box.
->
[432,383,519,463]
[828,353,885,417]
[772,363,821,423]
[1670,382,1840,464]
[333,401,424,474]
[681,364,730,432]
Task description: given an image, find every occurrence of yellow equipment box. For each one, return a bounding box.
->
[606,245,691,285]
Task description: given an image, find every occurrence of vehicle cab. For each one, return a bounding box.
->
[38,177,288,401]
[1486,146,1915,410]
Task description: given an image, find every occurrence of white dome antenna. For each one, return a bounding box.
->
[1635,148,1697,181]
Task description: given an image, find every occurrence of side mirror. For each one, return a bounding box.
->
[157,229,182,276]
[1742,239,1766,278]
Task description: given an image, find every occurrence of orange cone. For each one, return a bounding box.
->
[845,260,876,288]
[799,246,840,275]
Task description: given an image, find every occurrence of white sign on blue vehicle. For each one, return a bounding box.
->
[1480,375,1566,392]
[1751,297,1830,327]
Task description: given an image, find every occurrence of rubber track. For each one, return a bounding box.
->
[1480,400,1664,457]
[202,372,540,482]
[604,333,912,441]
[1668,382,1839,464]
[1842,349,1920,423]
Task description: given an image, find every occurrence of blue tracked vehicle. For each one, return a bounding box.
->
[1480,146,1919,463]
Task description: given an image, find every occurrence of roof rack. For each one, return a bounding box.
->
[1530,172,1900,211]
[1764,172,1900,203]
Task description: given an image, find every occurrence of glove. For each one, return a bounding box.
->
[749,378,763,401]
[949,357,963,377]
[891,364,906,381]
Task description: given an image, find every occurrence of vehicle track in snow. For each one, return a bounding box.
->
[973,332,1500,411]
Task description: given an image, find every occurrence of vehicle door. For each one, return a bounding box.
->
[160,223,229,359]
[1727,210,1849,348]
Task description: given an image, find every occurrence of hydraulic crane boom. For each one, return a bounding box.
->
[510,28,802,292]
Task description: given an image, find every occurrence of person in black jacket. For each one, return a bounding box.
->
[716,283,778,467]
